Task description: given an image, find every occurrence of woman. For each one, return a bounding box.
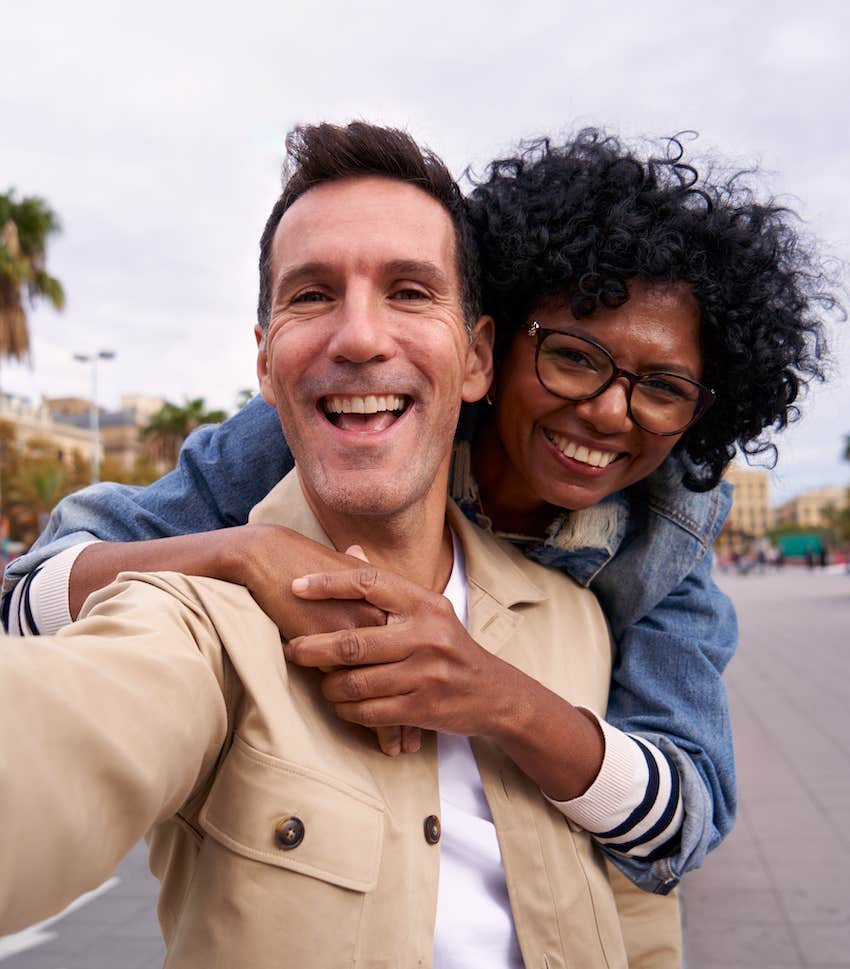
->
[3,129,836,919]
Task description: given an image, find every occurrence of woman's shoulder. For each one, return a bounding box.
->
[631,454,733,548]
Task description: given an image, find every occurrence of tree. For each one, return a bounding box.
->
[0,190,65,364]
[141,398,228,469]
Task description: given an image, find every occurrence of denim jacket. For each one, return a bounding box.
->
[1,395,736,893]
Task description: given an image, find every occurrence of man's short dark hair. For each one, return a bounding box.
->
[257,121,480,334]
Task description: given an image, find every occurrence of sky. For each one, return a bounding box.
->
[1,0,848,504]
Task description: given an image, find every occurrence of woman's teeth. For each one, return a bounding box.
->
[546,430,619,468]
[324,394,406,415]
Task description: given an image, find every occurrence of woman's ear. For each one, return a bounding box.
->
[462,315,495,403]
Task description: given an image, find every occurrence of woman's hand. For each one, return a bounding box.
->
[240,532,416,757]
[236,525,386,639]
[284,563,518,738]
[285,561,606,800]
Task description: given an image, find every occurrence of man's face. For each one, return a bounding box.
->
[256,176,491,524]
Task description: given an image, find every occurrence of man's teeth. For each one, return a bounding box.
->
[547,431,618,468]
[324,394,406,415]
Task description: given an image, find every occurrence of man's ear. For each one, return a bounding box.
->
[461,315,495,403]
[254,324,276,406]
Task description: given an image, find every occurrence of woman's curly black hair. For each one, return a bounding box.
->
[465,129,843,491]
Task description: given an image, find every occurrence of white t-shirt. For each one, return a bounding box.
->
[433,533,524,969]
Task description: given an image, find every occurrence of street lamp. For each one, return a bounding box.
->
[73,350,115,484]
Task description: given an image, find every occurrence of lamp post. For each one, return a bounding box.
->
[73,350,115,483]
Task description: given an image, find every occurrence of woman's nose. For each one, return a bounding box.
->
[572,377,634,434]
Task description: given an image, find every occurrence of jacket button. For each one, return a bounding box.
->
[274,817,305,850]
[424,814,441,845]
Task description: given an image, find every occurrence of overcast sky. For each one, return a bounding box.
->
[2,0,848,503]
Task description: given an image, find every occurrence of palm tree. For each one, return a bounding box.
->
[141,398,228,469]
[0,190,65,364]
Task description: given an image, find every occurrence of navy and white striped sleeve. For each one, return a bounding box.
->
[545,714,684,861]
[4,542,98,636]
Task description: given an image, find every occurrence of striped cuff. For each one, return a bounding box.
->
[7,541,99,635]
[546,713,684,860]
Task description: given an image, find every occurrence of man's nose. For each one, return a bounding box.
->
[327,296,395,364]
[572,377,634,434]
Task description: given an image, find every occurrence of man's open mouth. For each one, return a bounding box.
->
[322,394,410,432]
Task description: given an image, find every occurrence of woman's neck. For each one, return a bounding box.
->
[471,424,559,538]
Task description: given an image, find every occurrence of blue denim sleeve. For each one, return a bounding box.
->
[602,549,737,893]
[1,397,293,620]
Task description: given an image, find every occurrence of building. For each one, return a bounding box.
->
[0,392,100,469]
[47,394,166,473]
[774,486,850,529]
[721,463,773,544]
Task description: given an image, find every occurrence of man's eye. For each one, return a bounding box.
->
[292,290,329,304]
[392,288,428,301]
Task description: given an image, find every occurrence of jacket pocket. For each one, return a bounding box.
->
[198,733,385,892]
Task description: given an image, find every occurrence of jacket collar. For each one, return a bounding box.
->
[248,469,333,549]
[248,469,544,614]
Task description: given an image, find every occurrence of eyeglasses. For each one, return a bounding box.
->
[527,321,716,436]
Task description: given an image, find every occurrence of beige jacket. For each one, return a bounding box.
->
[0,472,679,967]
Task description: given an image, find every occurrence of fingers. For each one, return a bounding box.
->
[321,661,418,705]
[291,565,436,616]
[372,725,421,757]
[344,544,369,562]
[284,625,410,669]
[401,725,422,753]
[375,725,402,757]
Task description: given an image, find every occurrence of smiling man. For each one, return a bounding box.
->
[1,123,637,967]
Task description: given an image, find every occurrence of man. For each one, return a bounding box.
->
[0,123,637,967]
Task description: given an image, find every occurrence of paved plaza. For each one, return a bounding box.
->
[683,566,850,969]
[1,566,848,967]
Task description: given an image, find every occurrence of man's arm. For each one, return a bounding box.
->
[0,577,229,933]
[2,396,290,631]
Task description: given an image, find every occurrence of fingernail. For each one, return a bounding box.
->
[291,577,308,592]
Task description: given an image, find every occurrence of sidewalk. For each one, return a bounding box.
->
[683,569,850,968]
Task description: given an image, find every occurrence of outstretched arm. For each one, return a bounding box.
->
[0,578,228,933]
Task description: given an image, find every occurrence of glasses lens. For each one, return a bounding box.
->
[537,332,613,399]
[631,376,704,434]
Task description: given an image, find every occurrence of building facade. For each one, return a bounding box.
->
[721,463,773,544]
[774,486,850,529]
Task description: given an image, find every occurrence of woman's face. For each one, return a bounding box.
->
[485,280,704,517]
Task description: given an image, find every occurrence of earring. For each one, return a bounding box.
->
[485,390,495,406]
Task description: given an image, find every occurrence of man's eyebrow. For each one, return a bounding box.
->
[383,260,451,289]
[273,262,333,300]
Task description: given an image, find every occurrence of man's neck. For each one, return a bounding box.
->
[296,468,454,593]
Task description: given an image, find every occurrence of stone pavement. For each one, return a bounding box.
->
[1,567,847,967]
[683,567,850,969]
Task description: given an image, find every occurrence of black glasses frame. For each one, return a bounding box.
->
[527,321,716,437]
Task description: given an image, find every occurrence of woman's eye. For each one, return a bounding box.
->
[642,376,689,399]
[546,348,595,368]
